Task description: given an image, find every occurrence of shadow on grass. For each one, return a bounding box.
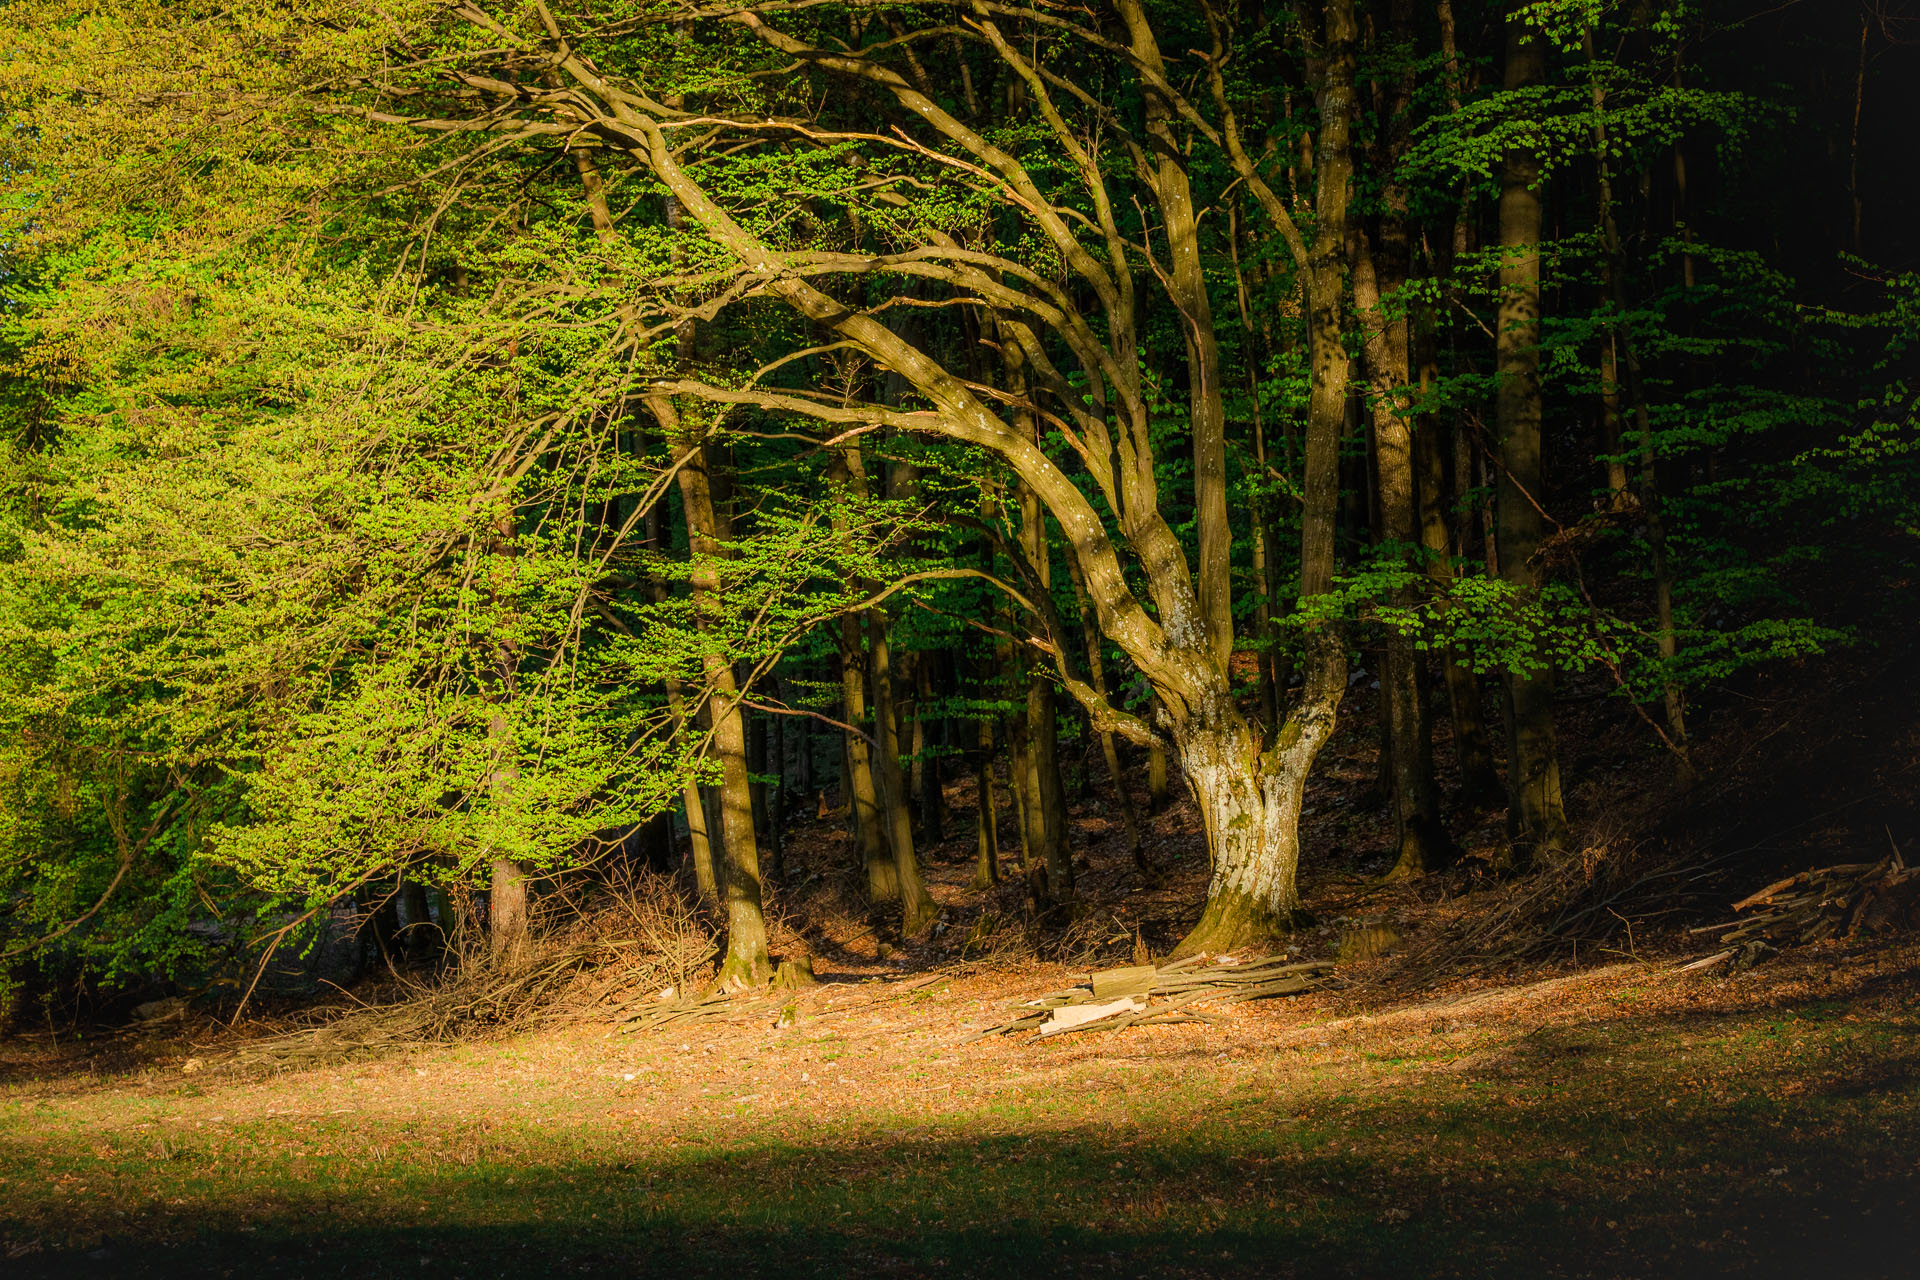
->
[8,979,1920,1279]
[7,1091,1917,1280]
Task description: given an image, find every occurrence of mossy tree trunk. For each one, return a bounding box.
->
[1173,0,1358,952]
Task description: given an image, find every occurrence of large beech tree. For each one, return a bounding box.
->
[352,0,1366,950]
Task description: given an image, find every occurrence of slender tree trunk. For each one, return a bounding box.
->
[675,720,717,898]
[841,613,894,897]
[971,718,1000,889]
[869,608,938,936]
[762,705,786,886]
[1495,17,1569,864]
[645,503,717,901]
[1412,346,1504,806]
[746,699,768,845]
[1351,228,1447,878]
[1230,197,1287,735]
[1014,475,1073,905]
[1025,669,1071,903]
[485,502,531,964]
[1123,0,1235,671]
[903,647,925,827]
[915,653,945,844]
[487,852,529,964]
[1598,335,1631,501]
[652,396,771,984]
[1364,0,1448,878]
[648,185,725,905]
[1066,546,1145,867]
[826,451,897,901]
[1587,30,1693,784]
[1008,702,1034,873]
[792,670,815,800]
[996,322,1074,906]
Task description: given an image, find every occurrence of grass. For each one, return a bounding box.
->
[3,951,1918,1278]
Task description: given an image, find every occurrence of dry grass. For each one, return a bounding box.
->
[3,938,1917,1278]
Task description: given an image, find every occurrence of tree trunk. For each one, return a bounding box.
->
[1598,335,1631,502]
[971,719,1000,889]
[398,878,436,962]
[1352,227,1448,878]
[1122,0,1235,671]
[903,647,925,828]
[483,569,529,965]
[677,724,717,900]
[1009,707,1033,873]
[1413,390,1505,807]
[655,397,771,985]
[1014,476,1073,905]
[827,450,899,902]
[1066,545,1146,868]
[752,706,775,886]
[1429,0,1505,811]
[915,652,945,844]
[646,500,717,902]
[838,620,892,898]
[1353,0,1448,879]
[869,608,938,936]
[1025,670,1071,902]
[1174,0,1355,954]
[1586,28,1693,785]
[746,698,768,848]
[1494,16,1568,864]
[791,670,814,801]
[1229,197,1287,737]
[488,853,529,966]
[1168,671,1339,953]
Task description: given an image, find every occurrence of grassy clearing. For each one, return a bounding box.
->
[3,950,1918,1278]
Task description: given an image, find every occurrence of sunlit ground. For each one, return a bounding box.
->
[3,948,1916,1278]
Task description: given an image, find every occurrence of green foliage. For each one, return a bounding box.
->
[1,0,1915,995]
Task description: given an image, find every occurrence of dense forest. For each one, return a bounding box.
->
[5,3,1920,1276]
[1,0,1916,1011]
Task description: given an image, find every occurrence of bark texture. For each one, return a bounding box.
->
[1494,18,1568,863]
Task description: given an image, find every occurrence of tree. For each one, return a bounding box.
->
[341,0,1378,950]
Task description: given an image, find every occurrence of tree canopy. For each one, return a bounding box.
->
[2,0,1915,1003]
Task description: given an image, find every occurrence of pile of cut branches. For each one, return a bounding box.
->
[1691,853,1920,955]
[972,954,1332,1041]
[613,957,826,1033]
[233,872,717,1067]
[232,943,619,1066]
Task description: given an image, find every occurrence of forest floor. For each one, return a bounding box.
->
[4,659,1919,1277]
[1,935,1916,1278]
